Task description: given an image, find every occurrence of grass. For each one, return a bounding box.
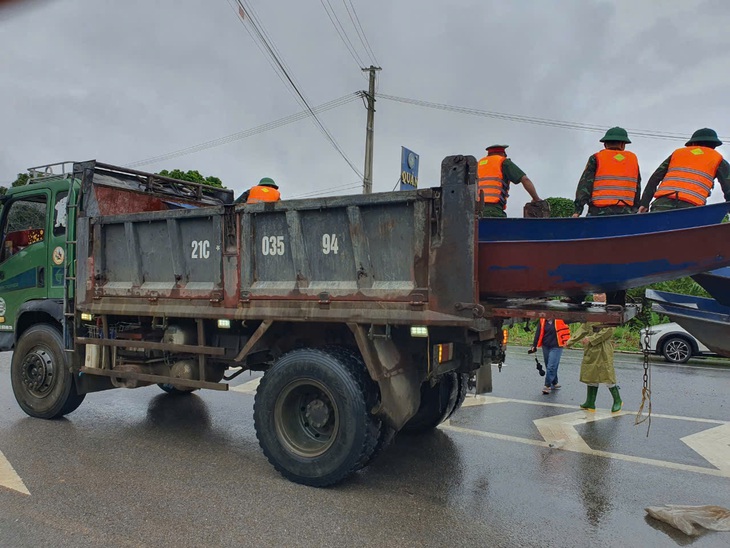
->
[506,323,641,352]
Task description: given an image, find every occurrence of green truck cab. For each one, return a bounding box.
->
[0,171,76,352]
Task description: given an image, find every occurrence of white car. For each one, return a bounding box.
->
[640,322,711,364]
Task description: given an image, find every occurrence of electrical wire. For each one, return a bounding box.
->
[320,0,366,69]
[343,0,378,65]
[376,93,728,142]
[289,181,362,199]
[127,94,358,168]
[228,0,363,178]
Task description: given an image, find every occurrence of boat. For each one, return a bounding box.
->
[478,223,730,299]
[691,267,730,307]
[646,289,730,358]
[478,202,730,242]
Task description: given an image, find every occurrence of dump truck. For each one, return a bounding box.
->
[2,156,634,486]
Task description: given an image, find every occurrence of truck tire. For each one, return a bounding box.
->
[253,348,378,487]
[11,324,85,419]
[401,372,459,435]
[445,373,470,421]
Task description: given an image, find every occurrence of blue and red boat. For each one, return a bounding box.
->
[477,204,730,299]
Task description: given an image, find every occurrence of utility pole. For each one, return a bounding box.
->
[362,65,381,194]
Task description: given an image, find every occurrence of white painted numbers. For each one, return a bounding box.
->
[191,239,210,259]
[262,235,285,256]
[257,234,341,257]
[321,233,339,255]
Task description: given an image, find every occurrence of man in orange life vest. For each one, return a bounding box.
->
[530,318,571,395]
[476,145,541,218]
[572,127,640,217]
[235,177,281,204]
[638,128,730,212]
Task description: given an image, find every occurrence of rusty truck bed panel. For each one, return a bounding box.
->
[76,157,479,326]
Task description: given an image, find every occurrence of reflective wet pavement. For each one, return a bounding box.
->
[1,349,728,547]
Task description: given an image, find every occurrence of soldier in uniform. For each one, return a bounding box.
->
[235,177,281,204]
[476,145,541,218]
[572,127,640,217]
[639,128,730,212]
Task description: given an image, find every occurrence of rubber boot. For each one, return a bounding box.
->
[609,385,622,413]
[580,385,598,411]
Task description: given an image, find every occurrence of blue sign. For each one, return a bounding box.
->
[400,147,419,191]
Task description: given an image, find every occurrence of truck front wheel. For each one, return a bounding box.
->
[11,324,85,419]
[253,348,377,487]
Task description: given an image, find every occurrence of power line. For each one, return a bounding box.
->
[289,181,362,199]
[320,0,366,69]
[228,0,363,178]
[343,0,378,65]
[127,94,358,168]
[376,93,728,142]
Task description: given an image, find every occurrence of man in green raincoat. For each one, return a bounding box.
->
[565,322,622,413]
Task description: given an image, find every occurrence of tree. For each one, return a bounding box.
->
[545,196,573,218]
[157,169,225,189]
[0,173,31,196]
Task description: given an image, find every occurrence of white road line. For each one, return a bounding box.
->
[230,377,260,394]
[462,394,727,424]
[0,450,30,495]
[445,398,730,479]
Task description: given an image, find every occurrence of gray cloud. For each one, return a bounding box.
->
[2,0,729,214]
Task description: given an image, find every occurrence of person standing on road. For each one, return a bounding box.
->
[565,322,622,413]
[477,144,542,218]
[638,128,730,212]
[530,318,571,395]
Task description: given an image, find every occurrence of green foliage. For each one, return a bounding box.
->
[157,169,225,189]
[546,196,573,218]
[0,173,31,195]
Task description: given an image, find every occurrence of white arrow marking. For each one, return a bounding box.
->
[0,449,30,495]
[681,423,730,476]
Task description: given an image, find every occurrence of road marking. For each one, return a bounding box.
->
[444,397,730,479]
[462,394,726,424]
[682,424,730,476]
[230,377,260,394]
[0,449,30,495]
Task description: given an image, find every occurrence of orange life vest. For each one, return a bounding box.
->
[536,318,571,347]
[247,185,281,203]
[654,146,723,206]
[591,149,639,207]
[476,154,508,209]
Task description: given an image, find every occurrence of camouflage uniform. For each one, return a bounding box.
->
[479,158,527,218]
[574,154,641,217]
[640,156,730,211]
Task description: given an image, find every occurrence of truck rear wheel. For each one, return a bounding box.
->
[401,372,459,434]
[11,324,85,419]
[253,348,378,487]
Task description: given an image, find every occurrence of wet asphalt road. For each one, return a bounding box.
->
[1,348,729,548]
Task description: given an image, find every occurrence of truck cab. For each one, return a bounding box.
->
[0,168,76,351]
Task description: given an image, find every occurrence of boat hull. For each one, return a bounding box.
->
[479,223,730,299]
[478,202,730,242]
[692,267,730,307]
[646,290,730,358]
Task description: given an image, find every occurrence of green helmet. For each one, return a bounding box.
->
[600,127,631,144]
[686,128,722,147]
[258,177,278,189]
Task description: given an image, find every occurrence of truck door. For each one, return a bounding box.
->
[0,190,50,336]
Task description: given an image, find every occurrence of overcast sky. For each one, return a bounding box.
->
[2,0,729,215]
